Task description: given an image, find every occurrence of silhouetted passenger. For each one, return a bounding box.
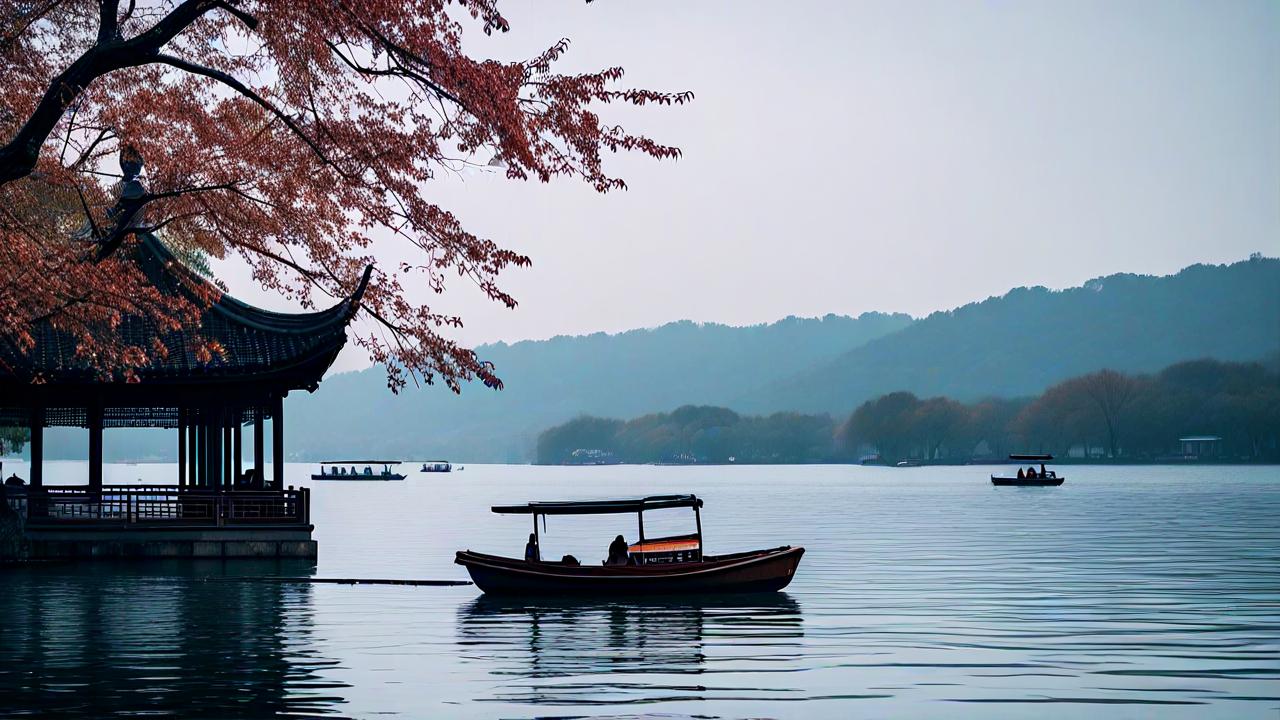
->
[606,534,629,566]
[1017,468,1025,479]
[1027,466,1037,479]
[525,533,540,563]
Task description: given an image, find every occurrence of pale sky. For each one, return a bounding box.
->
[213,0,1280,373]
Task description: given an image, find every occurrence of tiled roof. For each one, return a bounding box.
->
[0,233,368,388]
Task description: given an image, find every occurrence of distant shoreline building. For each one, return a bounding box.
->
[1179,436,1223,460]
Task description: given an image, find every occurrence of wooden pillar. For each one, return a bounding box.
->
[208,416,222,493]
[233,414,243,489]
[271,394,284,490]
[222,416,232,489]
[87,404,103,491]
[190,413,201,488]
[177,409,186,487]
[28,407,43,488]
[694,505,703,560]
[198,419,209,489]
[253,407,265,490]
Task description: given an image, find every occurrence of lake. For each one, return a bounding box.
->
[2,462,1278,719]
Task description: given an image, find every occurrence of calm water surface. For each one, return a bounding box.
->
[2,463,1278,719]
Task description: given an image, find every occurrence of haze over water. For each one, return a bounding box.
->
[2,462,1278,718]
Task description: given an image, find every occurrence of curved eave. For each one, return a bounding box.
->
[0,237,369,389]
[138,233,370,335]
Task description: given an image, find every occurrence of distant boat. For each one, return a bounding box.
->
[991,454,1064,486]
[421,460,452,473]
[312,461,406,481]
[896,459,920,467]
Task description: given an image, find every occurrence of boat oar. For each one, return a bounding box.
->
[207,576,473,587]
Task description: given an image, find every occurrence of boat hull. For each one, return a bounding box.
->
[991,475,1064,486]
[456,546,804,596]
[310,474,406,481]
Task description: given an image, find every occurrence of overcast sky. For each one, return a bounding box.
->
[215,0,1279,372]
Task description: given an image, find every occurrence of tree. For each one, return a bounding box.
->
[0,426,28,455]
[1078,369,1143,458]
[913,396,966,460]
[534,415,622,464]
[961,397,1025,459]
[841,391,920,462]
[1,0,688,389]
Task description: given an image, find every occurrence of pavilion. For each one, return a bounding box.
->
[0,232,368,559]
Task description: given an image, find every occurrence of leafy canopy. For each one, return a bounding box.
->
[0,0,689,389]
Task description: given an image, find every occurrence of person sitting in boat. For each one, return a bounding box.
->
[1017,468,1025,479]
[524,533,540,563]
[1027,466,1038,479]
[605,535,630,566]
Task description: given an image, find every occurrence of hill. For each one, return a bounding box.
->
[283,312,912,462]
[737,257,1280,415]
[28,257,1277,463]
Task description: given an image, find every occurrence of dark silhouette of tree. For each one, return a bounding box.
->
[537,360,1280,465]
[841,392,921,463]
[1079,370,1144,458]
[913,396,967,460]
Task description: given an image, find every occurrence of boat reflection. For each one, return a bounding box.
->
[0,559,348,719]
[456,593,803,705]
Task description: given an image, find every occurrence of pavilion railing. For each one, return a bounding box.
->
[14,485,310,528]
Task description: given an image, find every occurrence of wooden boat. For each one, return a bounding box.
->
[311,460,406,481]
[455,494,804,596]
[991,454,1064,486]
[420,460,452,473]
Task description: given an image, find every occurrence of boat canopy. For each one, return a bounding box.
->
[492,494,703,516]
[1008,454,1053,461]
[319,460,402,465]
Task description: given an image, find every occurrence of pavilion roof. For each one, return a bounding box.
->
[0,233,369,390]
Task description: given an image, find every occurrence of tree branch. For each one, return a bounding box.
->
[152,53,343,176]
[98,0,121,43]
[0,0,249,186]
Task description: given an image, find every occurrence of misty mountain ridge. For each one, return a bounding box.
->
[28,256,1278,463]
[738,256,1280,414]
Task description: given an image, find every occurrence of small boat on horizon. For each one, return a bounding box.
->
[455,494,804,596]
[421,460,452,473]
[311,460,406,481]
[992,454,1064,486]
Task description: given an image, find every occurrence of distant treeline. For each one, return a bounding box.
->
[536,358,1280,465]
[841,358,1279,462]
[536,406,835,465]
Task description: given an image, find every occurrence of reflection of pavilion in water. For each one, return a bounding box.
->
[457,594,803,705]
[0,560,348,719]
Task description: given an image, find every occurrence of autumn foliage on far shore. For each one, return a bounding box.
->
[0,0,689,389]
